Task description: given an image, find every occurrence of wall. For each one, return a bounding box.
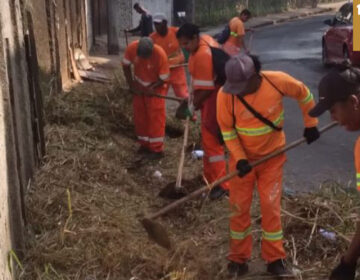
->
[0,0,42,277]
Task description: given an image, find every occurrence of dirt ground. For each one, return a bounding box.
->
[18,76,359,279]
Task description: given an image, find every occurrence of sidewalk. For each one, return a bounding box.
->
[204,1,347,37]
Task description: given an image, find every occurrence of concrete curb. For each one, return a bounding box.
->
[204,7,334,35]
[249,8,333,29]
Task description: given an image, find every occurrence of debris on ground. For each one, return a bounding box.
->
[20,75,359,279]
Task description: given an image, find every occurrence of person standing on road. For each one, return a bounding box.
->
[150,13,189,99]
[217,54,320,277]
[176,23,230,200]
[126,3,153,37]
[122,37,170,160]
[309,67,360,280]
[223,9,252,56]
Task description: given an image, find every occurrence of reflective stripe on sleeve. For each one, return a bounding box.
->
[208,155,226,163]
[148,137,164,143]
[262,230,283,242]
[193,79,215,87]
[230,31,238,38]
[230,227,252,240]
[236,111,284,136]
[134,76,152,87]
[160,73,170,80]
[122,58,131,65]
[300,88,314,104]
[357,173,360,191]
[221,130,238,141]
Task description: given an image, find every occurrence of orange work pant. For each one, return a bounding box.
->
[167,66,189,99]
[201,124,229,190]
[228,153,286,263]
[133,90,166,152]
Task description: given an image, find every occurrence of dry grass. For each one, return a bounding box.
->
[19,76,360,279]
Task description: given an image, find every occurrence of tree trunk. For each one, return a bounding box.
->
[107,0,119,54]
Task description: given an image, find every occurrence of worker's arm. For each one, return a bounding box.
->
[217,91,247,161]
[122,42,138,91]
[122,65,134,88]
[127,22,141,34]
[275,72,319,128]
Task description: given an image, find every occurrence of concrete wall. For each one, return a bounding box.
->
[132,0,173,27]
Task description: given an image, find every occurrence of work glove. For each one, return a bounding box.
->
[236,159,252,178]
[329,258,356,280]
[303,126,320,144]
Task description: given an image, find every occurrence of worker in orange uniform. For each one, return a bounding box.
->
[176,23,229,200]
[217,54,320,276]
[223,9,252,56]
[309,67,360,280]
[122,37,170,160]
[150,13,189,99]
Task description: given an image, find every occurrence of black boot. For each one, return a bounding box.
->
[267,259,292,276]
[228,261,249,277]
[209,185,228,200]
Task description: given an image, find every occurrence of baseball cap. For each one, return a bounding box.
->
[223,53,256,95]
[137,37,154,58]
[309,69,360,117]
[153,13,167,23]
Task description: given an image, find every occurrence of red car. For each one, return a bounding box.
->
[322,2,360,66]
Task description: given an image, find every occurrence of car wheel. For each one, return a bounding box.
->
[322,41,330,67]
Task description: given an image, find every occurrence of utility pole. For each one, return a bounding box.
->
[107,0,120,54]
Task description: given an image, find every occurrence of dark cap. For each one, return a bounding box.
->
[223,53,255,95]
[309,69,360,117]
[137,37,154,58]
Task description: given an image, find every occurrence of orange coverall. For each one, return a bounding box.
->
[150,27,189,98]
[217,71,318,263]
[223,17,245,56]
[122,41,170,152]
[189,34,229,189]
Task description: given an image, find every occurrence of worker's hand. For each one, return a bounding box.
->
[329,258,356,280]
[303,126,320,144]
[236,159,252,177]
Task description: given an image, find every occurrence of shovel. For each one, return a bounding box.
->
[140,121,338,250]
[159,116,190,199]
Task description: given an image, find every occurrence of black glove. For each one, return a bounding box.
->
[329,258,356,280]
[236,159,252,177]
[303,126,320,144]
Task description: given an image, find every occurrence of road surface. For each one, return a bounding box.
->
[250,13,358,191]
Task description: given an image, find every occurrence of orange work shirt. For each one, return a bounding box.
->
[226,17,245,47]
[122,40,170,87]
[217,71,319,161]
[355,137,360,191]
[188,34,219,91]
[150,27,184,66]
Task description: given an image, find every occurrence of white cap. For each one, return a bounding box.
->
[153,13,167,23]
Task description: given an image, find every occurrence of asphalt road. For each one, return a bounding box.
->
[250,13,358,191]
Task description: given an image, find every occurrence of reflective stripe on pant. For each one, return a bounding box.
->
[133,88,167,152]
[228,153,286,263]
[167,67,189,98]
[201,124,229,190]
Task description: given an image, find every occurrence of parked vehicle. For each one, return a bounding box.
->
[322,2,360,66]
